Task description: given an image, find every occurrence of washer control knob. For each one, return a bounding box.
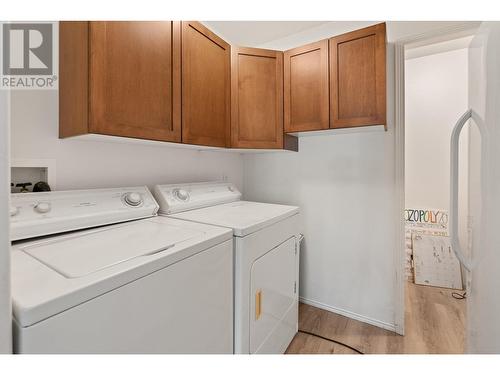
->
[10,206,19,217]
[174,188,189,201]
[124,192,143,207]
[34,202,51,214]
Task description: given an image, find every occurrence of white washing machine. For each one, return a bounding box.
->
[10,187,233,354]
[153,182,300,354]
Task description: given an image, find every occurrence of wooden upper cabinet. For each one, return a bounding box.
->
[329,23,386,129]
[181,21,231,147]
[231,47,283,149]
[60,21,387,149]
[284,40,329,133]
[89,22,181,141]
[59,21,89,138]
[60,21,181,141]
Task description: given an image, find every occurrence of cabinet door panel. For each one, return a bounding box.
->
[59,21,89,138]
[284,40,329,133]
[330,23,386,128]
[231,47,283,149]
[182,21,231,147]
[89,21,181,141]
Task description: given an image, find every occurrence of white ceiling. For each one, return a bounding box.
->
[202,21,480,51]
[405,35,474,60]
[202,21,330,47]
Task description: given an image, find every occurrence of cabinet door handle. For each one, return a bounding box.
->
[255,290,262,320]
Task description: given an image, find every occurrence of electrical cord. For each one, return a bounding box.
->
[452,291,467,299]
[298,329,364,354]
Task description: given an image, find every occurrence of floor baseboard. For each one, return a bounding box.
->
[299,296,396,333]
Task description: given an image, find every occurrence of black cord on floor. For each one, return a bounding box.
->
[298,329,364,354]
[452,291,467,299]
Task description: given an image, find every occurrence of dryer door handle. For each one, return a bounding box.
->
[255,290,262,320]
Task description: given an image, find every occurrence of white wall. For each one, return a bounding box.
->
[244,127,397,329]
[405,46,469,249]
[0,90,12,353]
[10,90,244,191]
[244,25,399,330]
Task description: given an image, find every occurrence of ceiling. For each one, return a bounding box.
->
[406,35,474,60]
[203,21,480,50]
[202,21,329,47]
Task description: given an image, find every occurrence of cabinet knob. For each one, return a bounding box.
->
[34,202,51,214]
[174,189,190,201]
[10,206,19,217]
[124,192,143,207]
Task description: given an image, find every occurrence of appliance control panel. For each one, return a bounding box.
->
[10,186,159,241]
[153,182,242,214]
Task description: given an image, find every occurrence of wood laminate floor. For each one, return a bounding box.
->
[286,282,466,354]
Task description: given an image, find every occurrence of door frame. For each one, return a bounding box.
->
[0,88,12,353]
[393,22,481,335]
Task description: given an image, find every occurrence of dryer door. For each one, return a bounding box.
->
[249,236,297,353]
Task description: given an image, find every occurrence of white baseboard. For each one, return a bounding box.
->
[299,296,396,333]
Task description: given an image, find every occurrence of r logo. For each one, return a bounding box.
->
[2,23,53,75]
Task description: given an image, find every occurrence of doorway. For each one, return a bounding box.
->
[394,28,479,352]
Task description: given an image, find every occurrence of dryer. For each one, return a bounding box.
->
[153,182,300,354]
[10,187,233,353]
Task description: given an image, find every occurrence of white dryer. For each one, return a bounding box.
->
[10,187,233,354]
[153,182,300,354]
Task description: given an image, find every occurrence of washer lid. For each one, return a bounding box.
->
[11,216,233,327]
[21,219,200,278]
[169,201,299,237]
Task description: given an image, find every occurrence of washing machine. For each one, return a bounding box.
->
[10,186,233,353]
[153,182,300,354]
